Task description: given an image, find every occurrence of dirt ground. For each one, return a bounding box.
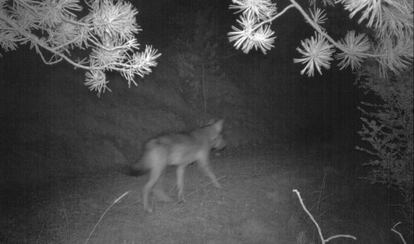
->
[0,145,403,244]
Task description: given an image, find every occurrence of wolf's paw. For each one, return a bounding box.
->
[143,202,153,213]
[177,196,186,204]
[144,206,153,213]
[214,182,222,189]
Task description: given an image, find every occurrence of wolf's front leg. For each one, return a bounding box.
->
[198,159,222,189]
[176,165,186,203]
[142,166,163,213]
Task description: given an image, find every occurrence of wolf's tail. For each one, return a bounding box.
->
[128,160,149,176]
[128,139,160,176]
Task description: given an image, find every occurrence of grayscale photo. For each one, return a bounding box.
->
[0,0,412,243]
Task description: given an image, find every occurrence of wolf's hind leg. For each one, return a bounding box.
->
[143,166,164,212]
[176,165,186,202]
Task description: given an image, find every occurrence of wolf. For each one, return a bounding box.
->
[131,119,226,212]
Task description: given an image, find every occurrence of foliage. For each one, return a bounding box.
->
[227,0,414,235]
[0,0,160,96]
[227,0,413,77]
[357,65,413,230]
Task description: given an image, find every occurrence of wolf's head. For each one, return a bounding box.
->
[207,119,226,150]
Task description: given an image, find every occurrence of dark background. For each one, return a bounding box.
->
[0,0,362,185]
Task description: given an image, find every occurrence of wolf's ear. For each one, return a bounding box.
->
[214,119,224,132]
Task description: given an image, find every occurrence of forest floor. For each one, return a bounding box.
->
[1,144,402,244]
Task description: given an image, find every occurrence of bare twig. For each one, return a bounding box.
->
[58,188,70,241]
[317,169,328,214]
[391,222,407,244]
[84,191,130,244]
[35,221,46,244]
[293,189,357,243]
